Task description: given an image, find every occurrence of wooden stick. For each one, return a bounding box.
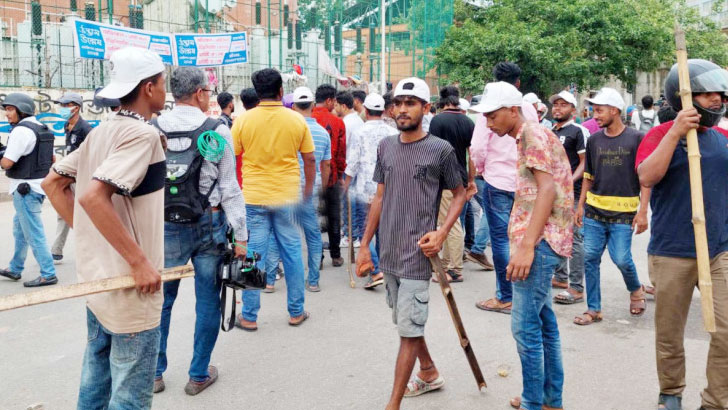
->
[347,193,356,288]
[429,255,487,390]
[0,265,195,312]
[674,24,716,333]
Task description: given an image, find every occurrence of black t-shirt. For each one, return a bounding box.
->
[428,109,474,186]
[584,127,643,224]
[553,122,586,199]
[65,117,93,153]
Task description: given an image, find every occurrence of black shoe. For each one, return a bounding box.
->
[23,276,58,287]
[332,257,344,267]
[52,254,63,264]
[0,268,21,281]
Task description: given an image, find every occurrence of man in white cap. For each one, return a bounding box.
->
[42,46,167,409]
[478,81,573,410]
[356,77,465,409]
[573,87,650,326]
[344,92,398,290]
[50,91,93,264]
[549,90,588,304]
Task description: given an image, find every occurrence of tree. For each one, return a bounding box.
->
[436,0,728,96]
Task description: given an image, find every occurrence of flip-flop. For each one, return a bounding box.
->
[475,298,512,314]
[403,375,445,398]
[364,275,383,290]
[554,289,584,305]
[289,311,310,326]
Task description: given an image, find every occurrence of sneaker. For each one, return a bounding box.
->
[353,239,361,248]
[340,237,350,248]
[332,257,344,267]
[23,276,58,287]
[184,366,218,396]
[0,268,21,281]
[153,377,165,394]
[465,251,494,270]
[52,254,63,264]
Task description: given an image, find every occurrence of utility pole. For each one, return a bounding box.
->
[380,0,386,94]
[268,0,272,68]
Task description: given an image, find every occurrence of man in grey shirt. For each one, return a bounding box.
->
[356,77,465,409]
[152,67,247,396]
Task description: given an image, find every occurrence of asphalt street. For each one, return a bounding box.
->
[0,200,712,410]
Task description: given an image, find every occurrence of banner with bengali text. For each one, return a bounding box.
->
[175,32,248,67]
[72,18,175,65]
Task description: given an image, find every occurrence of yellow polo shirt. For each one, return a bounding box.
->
[231,101,314,205]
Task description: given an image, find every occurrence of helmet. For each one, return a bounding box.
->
[1,93,35,116]
[664,59,728,127]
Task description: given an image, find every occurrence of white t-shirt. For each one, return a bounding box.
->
[3,116,45,195]
[343,111,364,158]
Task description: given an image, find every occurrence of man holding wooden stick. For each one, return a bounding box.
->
[355,77,466,410]
[637,59,728,410]
[41,47,168,409]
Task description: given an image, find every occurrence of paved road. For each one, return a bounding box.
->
[0,200,712,410]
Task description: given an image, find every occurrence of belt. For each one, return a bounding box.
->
[475,175,484,180]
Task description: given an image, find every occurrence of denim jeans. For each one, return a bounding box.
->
[470,177,491,254]
[9,190,55,278]
[460,197,477,250]
[156,211,227,382]
[78,308,160,410]
[554,222,585,292]
[482,182,514,302]
[583,217,642,312]
[342,193,367,240]
[242,205,306,321]
[511,240,565,410]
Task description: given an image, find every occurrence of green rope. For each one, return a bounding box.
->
[197,130,234,162]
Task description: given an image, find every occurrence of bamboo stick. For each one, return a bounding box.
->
[0,265,195,312]
[674,24,716,333]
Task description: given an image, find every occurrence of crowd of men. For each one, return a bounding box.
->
[0,46,726,410]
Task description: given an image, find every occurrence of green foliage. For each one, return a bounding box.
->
[436,0,728,96]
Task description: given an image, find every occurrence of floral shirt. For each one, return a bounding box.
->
[345,119,399,203]
[509,122,574,258]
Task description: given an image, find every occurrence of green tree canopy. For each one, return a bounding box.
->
[436,0,728,96]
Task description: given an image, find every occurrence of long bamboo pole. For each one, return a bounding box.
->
[0,265,195,312]
[674,25,716,333]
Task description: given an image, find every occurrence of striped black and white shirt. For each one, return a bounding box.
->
[373,133,462,281]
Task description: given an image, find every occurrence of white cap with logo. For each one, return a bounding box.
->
[97,47,165,100]
[394,77,430,102]
[470,81,523,114]
[586,87,625,111]
[548,90,578,107]
[293,86,314,103]
[363,93,385,110]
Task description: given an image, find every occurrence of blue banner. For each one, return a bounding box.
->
[175,32,248,67]
[73,18,175,65]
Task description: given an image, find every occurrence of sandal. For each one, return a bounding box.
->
[475,298,512,314]
[364,273,384,290]
[289,311,310,326]
[554,288,584,305]
[574,310,603,326]
[403,375,444,398]
[551,278,568,289]
[657,393,682,410]
[432,270,463,283]
[234,314,258,332]
[630,286,647,316]
[645,285,655,296]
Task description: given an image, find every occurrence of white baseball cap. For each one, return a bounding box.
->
[97,47,165,100]
[586,87,625,111]
[549,90,578,107]
[363,93,385,110]
[292,86,314,104]
[394,77,430,102]
[522,92,541,105]
[470,81,523,114]
[459,98,470,111]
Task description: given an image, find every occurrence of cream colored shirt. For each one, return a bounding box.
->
[53,114,166,334]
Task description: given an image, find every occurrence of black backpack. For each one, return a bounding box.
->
[153,117,222,223]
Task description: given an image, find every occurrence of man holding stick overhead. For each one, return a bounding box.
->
[637,59,728,410]
[356,77,466,409]
[41,47,167,409]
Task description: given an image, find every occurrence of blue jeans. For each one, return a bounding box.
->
[78,308,160,410]
[460,197,477,250]
[9,190,55,278]
[470,178,491,254]
[242,205,306,321]
[483,182,514,302]
[511,241,565,410]
[554,219,585,292]
[583,217,642,312]
[156,211,227,382]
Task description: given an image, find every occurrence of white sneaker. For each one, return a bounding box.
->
[353,239,361,248]
[340,237,349,248]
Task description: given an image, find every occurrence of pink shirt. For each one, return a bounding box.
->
[471,102,538,192]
